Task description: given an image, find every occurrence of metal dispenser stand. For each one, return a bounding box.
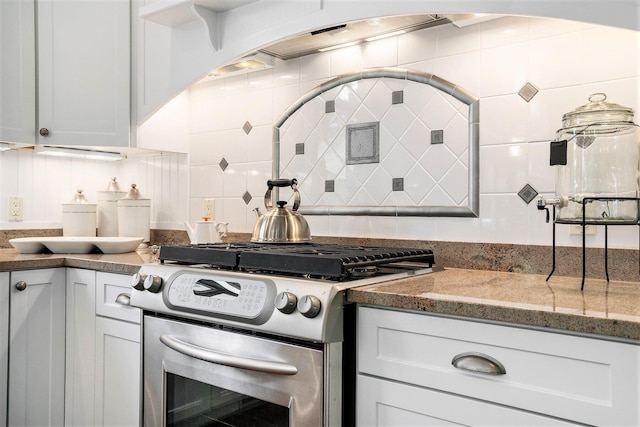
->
[538,196,640,290]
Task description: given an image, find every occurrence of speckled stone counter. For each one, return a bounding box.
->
[347,267,640,342]
[0,248,153,274]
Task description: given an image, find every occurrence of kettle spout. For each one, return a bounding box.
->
[253,207,262,218]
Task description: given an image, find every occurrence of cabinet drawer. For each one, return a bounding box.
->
[96,272,140,324]
[358,306,640,426]
[357,375,578,426]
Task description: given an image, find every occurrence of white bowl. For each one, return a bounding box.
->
[40,237,96,254]
[9,238,47,254]
[93,237,144,254]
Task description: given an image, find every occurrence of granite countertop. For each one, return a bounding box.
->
[347,267,640,341]
[0,247,153,274]
[2,248,638,341]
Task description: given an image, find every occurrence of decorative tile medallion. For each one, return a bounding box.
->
[346,122,380,165]
[219,157,229,171]
[392,91,404,105]
[392,178,404,191]
[518,82,539,103]
[325,100,335,113]
[325,180,335,192]
[518,183,538,204]
[431,129,444,145]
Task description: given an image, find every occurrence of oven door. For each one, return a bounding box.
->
[143,315,324,426]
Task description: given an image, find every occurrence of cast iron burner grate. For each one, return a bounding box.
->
[159,243,434,280]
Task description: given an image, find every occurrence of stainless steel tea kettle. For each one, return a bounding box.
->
[251,178,312,243]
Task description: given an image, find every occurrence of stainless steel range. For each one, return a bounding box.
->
[130,242,434,427]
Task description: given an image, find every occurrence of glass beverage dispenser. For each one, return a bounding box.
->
[545,93,640,223]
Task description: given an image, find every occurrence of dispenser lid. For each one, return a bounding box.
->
[123,184,148,200]
[70,189,89,204]
[104,177,124,192]
[562,93,636,127]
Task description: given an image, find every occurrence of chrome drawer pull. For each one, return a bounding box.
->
[115,293,131,306]
[451,352,506,375]
[159,334,298,375]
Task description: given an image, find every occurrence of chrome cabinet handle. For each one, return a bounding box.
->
[39,128,49,136]
[159,334,298,375]
[15,281,27,291]
[451,352,506,375]
[115,293,131,306]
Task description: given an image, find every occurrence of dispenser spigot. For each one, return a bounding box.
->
[537,196,561,223]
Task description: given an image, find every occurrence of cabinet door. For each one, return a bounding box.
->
[65,268,97,427]
[8,268,65,427]
[95,316,141,427]
[0,0,36,144]
[0,272,9,427]
[37,0,130,147]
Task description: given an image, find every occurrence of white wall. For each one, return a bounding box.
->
[187,16,640,249]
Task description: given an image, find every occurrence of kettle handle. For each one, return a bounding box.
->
[264,179,300,211]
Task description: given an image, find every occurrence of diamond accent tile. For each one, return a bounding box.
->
[518,183,538,204]
[346,122,379,165]
[518,82,539,103]
[295,143,305,155]
[392,178,404,191]
[325,100,335,113]
[325,180,335,192]
[242,121,253,134]
[392,91,404,105]
[219,157,229,171]
[242,191,252,205]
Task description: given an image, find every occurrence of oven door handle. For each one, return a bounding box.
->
[159,334,299,375]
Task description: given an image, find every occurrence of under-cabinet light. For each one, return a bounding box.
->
[365,30,406,42]
[0,142,11,152]
[318,41,360,52]
[35,146,125,161]
[206,52,276,78]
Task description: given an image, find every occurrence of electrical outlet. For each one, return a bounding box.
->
[570,224,596,236]
[203,199,215,220]
[8,196,23,222]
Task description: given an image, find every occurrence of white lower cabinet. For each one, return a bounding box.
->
[0,272,9,427]
[357,306,640,427]
[65,269,141,427]
[8,268,66,427]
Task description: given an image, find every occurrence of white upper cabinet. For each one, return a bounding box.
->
[0,0,36,144]
[37,0,131,147]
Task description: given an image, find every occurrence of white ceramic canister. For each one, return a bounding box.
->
[117,184,151,243]
[97,177,127,237]
[62,189,97,237]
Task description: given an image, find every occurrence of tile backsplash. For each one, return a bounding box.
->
[1,15,639,253]
[187,15,640,249]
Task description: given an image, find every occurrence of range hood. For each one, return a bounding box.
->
[258,14,450,60]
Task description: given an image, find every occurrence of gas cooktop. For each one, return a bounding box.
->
[159,242,434,281]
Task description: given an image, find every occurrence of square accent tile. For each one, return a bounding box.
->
[219,157,229,171]
[325,180,335,192]
[518,183,538,204]
[242,191,252,205]
[518,82,539,103]
[295,143,305,155]
[392,91,404,105]
[325,100,335,113]
[242,121,253,134]
[392,178,404,191]
[346,122,380,165]
[431,129,444,145]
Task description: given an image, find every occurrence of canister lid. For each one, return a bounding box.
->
[123,184,148,200]
[104,177,124,192]
[562,93,635,127]
[70,189,89,204]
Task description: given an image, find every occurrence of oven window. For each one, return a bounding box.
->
[166,373,289,427]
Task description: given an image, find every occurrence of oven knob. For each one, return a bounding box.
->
[275,292,297,314]
[143,275,163,293]
[130,273,147,291]
[297,295,321,318]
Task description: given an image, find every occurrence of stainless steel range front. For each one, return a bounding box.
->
[130,243,434,426]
